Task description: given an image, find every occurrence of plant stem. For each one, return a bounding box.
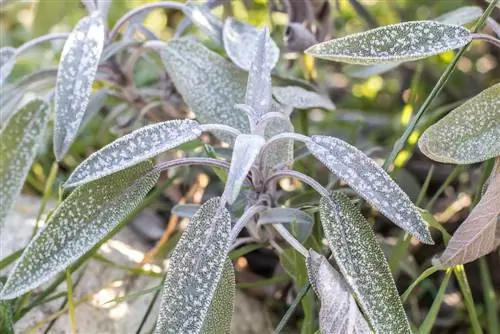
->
[135,278,165,334]
[479,258,499,334]
[230,205,267,241]
[32,162,59,237]
[418,269,452,333]
[16,33,69,55]
[66,270,76,334]
[425,165,463,211]
[153,157,232,173]
[265,170,329,197]
[471,33,500,49]
[381,0,499,170]
[273,283,311,334]
[200,124,242,138]
[454,265,483,334]
[401,266,439,303]
[273,224,308,257]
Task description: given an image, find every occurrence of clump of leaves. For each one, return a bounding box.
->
[1,1,499,333]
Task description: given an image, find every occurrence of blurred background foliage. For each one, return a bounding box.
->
[1,0,499,333]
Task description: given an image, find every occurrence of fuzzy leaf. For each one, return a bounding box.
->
[306,21,471,64]
[308,136,433,244]
[155,198,231,334]
[418,83,500,164]
[306,250,371,334]
[272,86,335,110]
[258,208,313,242]
[80,88,108,130]
[223,17,279,71]
[245,28,274,121]
[0,162,159,299]
[201,259,235,334]
[222,134,265,204]
[0,47,16,84]
[65,119,201,188]
[0,99,49,229]
[320,193,411,333]
[183,3,223,45]
[53,12,105,160]
[435,6,483,26]
[262,104,294,169]
[439,158,500,266]
[172,203,202,218]
[162,39,249,132]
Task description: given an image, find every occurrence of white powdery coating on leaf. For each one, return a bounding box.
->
[0,47,16,84]
[308,136,433,244]
[53,12,105,160]
[155,198,231,334]
[0,162,159,299]
[222,134,265,204]
[183,3,223,45]
[223,17,279,71]
[161,39,250,133]
[0,99,49,228]
[306,21,471,64]
[320,194,411,334]
[272,86,335,110]
[440,158,500,266]
[434,6,483,26]
[66,119,201,187]
[418,83,500,164]
[306,250,370,334]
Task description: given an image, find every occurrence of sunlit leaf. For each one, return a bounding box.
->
[306,21,471,64]
[438,158,500,266]
[201,259,235,334]
[418,83,500,164]
[0,162,159,299]
[0,47,16,84]
[65,119,201,188]
[306,250,370,334]
[155,198,231,334]
[172,203,202,218]
[161,39,249,133]
[308,136,433,244]
[320,193,411,333]
[272,86,335,110]
[183,3,223,45]
[223,17,279,71]
[258,207,313,242]
[435,6,483,26]
[0,98,49,229]
[222,134,265,204]
[53,12,105,160]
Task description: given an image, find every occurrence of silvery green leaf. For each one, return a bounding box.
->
[308,136,433,244]
[183,3,223,45]
[306,250,371,334]
[438,158,500,266]
[97,0,111,21]
[343,62,400,79]
[223,17,279,71]
[172,203,202,218]
[418,82,500,164]
[0,99,49,229]
[1,68,57,103]
[305,21,471,64]
[65,119,202,188]
[0,161,159,299]
[0,47,16,84]
[100,40,142,62]
[162,39,249,133]
[435,6,483,26]
[271,99,293,116]
[244,28,274,121]
[319,193,411,333]
[262,115,294,169]
[155,198,231,334]
[258,208,313,242]
[0,284,13,334]
[201,259,235,334]
[80,88,108,131]
[54,12,105,161]
[272,86,335,110]
[222,134,265,204]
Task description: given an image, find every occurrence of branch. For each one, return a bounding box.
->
[265,169,330,197]
[16,33,70,55]
[153,157,231,172]
[230,205,267,241]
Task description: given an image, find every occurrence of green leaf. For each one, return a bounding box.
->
[201,259,235,334]
[306,21,471,64]
[0,285,13,334]
[272,86,335,110]
[32,0,79,37]
[258,208,313,242]
[183,3,223,45]
[306,250,371,334]
[0,161,159,300]
[161,39,249,133]
[54,12,105,160]
[319,193,411,333]
[0,47,16,84]
[155,198,232,334]
[222,134,265,204]
[0,98,49,228]
[418,82,500,164]
[223,17,279,71]
[435,6,483,26]
[65,120,201,188]
[262,104,295,169]
[308,136,433,244]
